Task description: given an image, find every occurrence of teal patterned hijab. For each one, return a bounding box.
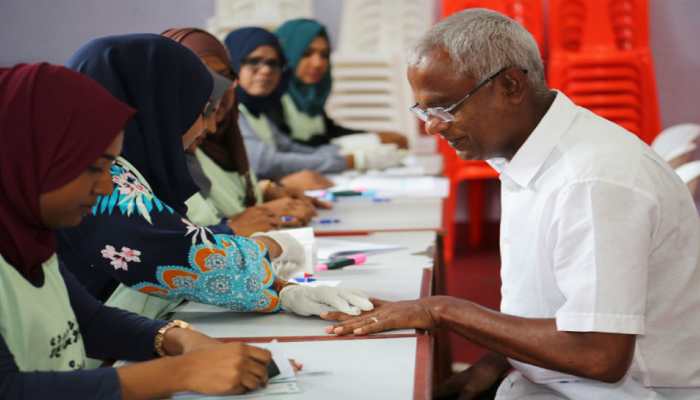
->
[275,18,332,116]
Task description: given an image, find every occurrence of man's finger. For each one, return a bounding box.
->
[353,317,392,335]
[328,314,379,335]
[319,311,356,321]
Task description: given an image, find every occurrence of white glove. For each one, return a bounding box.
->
[331,132,381,152]
[252,231,306,280]
[279,285,374,316]
[353,144,406,171]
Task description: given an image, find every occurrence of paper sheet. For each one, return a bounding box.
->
[316,238,404,260]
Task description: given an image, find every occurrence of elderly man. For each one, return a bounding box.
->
[322,8,700,400]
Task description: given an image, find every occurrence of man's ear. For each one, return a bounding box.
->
[501,68,527,104]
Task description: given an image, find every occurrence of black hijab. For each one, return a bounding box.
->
[66,33,213,213]
[224,27,290,117]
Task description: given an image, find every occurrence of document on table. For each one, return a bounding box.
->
[316,237,404,260]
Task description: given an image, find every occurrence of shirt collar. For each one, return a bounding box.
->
[498,91,578,188]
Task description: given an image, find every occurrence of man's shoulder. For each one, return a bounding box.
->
[555,109,656,182]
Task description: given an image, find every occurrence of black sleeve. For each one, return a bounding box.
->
[265,99,293,137]
[265,99,362,147]
[322,111,363,139]
[61,264,166,362]
[0,345,122,400]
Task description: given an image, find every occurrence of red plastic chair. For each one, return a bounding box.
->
[441,0,545,52]
[439,0,543,263]
[548,0,660,144]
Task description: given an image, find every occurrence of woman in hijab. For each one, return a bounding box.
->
[161,27,321,234]
[57,34,372,322]
[0,62,274,399]
[271,18,408,151]
[223,27,368,188]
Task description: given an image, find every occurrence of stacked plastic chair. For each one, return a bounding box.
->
[548,0,661,144]
[206,0,312,38]
[325,0,436,152]
[651,123,700,169]
[441,0,544,51]
[439,0,545,264]
[325,54,413,141]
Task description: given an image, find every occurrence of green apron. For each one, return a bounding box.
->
[0,253,87,371]
[193,148,262,218]
[239,104,276,147]
[280,93,326,142]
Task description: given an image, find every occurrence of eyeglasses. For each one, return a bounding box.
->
[410,67,520,123]
[241,57,285,72]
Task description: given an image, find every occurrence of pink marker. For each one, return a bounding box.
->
[316,254,367,271]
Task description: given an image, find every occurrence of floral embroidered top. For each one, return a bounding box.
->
[57,157,280,313]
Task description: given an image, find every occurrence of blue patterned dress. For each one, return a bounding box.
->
[58,157,279,313]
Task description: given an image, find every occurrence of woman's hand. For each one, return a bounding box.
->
[280,285,374,317]
[227,206,279,236]
[377,131,409,149]
[263,181,332,209]
[263,198,316,226]
[280,170,333,191]
[179,342,272,395]
[162,327,222,356]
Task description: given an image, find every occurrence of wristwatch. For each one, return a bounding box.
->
[154,319,191,357]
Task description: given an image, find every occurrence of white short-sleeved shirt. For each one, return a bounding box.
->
[489,92,700,399]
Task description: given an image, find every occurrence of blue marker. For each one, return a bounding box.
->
[293,277,316,283]
[315,218,340,224]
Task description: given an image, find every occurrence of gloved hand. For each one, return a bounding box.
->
[353,144,406,171]
[252,231,306,279]
[331,132,381,152]
[279,285,374,317]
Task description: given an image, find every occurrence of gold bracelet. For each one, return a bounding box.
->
[154,320,191,357]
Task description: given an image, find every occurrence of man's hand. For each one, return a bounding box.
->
[321,298,443,335]
[434,352,510,400]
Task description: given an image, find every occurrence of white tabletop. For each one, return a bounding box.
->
[176,337,422,400]
[313,197,443,233]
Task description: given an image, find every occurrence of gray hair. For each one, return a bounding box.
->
[409,8,547,94]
